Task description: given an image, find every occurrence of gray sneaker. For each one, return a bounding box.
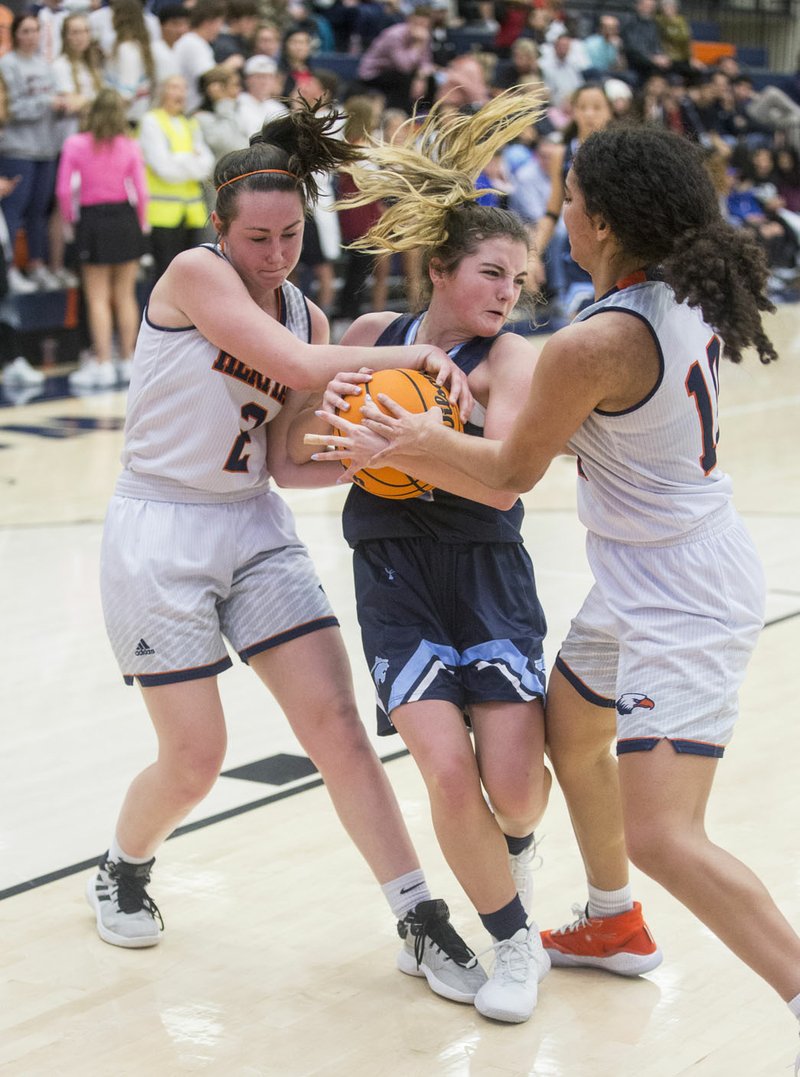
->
[396,899,487,1003]
[86,852,163,948]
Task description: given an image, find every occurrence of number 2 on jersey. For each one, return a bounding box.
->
[685,336,721,476]
[224,402,268,473]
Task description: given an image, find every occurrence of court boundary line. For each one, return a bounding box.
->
[4,605,798,904]
[0,748,410,903]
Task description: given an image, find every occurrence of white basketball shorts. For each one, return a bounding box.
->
[555,506,765,757]
[101,489,338,686]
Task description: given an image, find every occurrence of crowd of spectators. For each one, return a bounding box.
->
[1,0,800,390]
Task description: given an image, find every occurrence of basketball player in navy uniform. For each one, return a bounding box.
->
[307,90,568,1024]
[86,103,488,1008]
[333,124,800,1066]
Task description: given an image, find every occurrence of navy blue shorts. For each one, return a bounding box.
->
[353,537,547,735]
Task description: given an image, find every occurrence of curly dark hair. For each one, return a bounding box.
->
[572,125,777,364]
[213,100,364,231]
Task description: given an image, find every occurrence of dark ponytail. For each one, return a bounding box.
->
[213,99,364,230]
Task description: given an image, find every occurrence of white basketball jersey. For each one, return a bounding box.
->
[568,277,734,543]
[119,267,311,501]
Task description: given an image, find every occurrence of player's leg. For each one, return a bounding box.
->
[87,676,227,949]
[620,740,800,1000]
[392,699,514,913]
[471,698,550,915]
[545,663,628,891]
[248,629,487,1004]
[541,660,662,975]
[250,628,418,882]
[392,700,549,1022]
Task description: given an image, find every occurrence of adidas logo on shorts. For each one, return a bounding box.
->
[134,638,155,656]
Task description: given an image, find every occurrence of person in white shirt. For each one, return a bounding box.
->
[172,0,228,114]
[150,5,191,84]
[36,0,69,64]
[235,53,287,139]
[103,0,158,124]
[538,32,587,109]
[89,0,162,59]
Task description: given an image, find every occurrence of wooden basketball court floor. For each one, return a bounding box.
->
[1,304,799,1077]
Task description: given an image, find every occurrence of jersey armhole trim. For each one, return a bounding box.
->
[580,306,665,417]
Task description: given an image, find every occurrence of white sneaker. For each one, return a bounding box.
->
[86,852,163,948]
[474,925,551,1023]
[7,266,38,294]
[116,358,133,384]
[396,899,488,1003]
[56,267,80,288]
[28,265,63,291]
[68,359,118,390]
[3,356,45,387]
[509,836,541,916]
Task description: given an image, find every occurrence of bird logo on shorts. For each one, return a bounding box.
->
[616,692,656,715]
[371,657,389,685]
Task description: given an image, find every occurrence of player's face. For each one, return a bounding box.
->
[216,189,306,296]
[432,235,528,336]
[562,169,596,271]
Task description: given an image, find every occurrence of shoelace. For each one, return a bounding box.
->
[510,833,545,874]
[107,861,164,929]
[412,910,478,969]
[476,934,534,985]
[554,902,592,936]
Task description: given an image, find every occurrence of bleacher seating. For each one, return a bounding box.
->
[689,19,721,42]
[445,26,497,56]
[736,44,770,69]
[314,51,360,85]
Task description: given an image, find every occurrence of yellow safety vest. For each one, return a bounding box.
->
[145,110,207,229]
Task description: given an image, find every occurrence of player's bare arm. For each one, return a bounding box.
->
[152,248,475,396]
[359,315,651,492]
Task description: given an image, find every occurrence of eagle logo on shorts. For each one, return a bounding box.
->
[616,692,656,715]
[371,657,389,685]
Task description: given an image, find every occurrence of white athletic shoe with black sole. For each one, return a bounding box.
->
[397,899,487,1003]
[86,853,163,948]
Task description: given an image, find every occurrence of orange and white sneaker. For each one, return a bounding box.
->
[541,901,662,976]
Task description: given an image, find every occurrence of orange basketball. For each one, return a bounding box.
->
[335,368,463,499]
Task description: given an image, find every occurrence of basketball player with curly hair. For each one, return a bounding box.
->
[86,102,488,1008]
[307,89,579,1023]
[334,124,800,1063]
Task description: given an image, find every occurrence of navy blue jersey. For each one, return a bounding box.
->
[342,313,524,546]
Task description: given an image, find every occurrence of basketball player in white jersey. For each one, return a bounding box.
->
[86,102,489,1008]
[331,125,800,1064]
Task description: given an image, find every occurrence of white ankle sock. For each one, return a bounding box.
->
[587,883,633,919]
[109,836,153,866]
[788,991,800,1021]
[382,869,431,920]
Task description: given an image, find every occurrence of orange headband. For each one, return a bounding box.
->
[215,168,299,193]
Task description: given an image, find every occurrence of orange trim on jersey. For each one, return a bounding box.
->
[615,269,648,290]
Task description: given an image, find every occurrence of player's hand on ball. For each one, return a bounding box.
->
[322,368,373,415]
[361,395,443,460]
[417,350,473,420]
[305,410,389,477]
